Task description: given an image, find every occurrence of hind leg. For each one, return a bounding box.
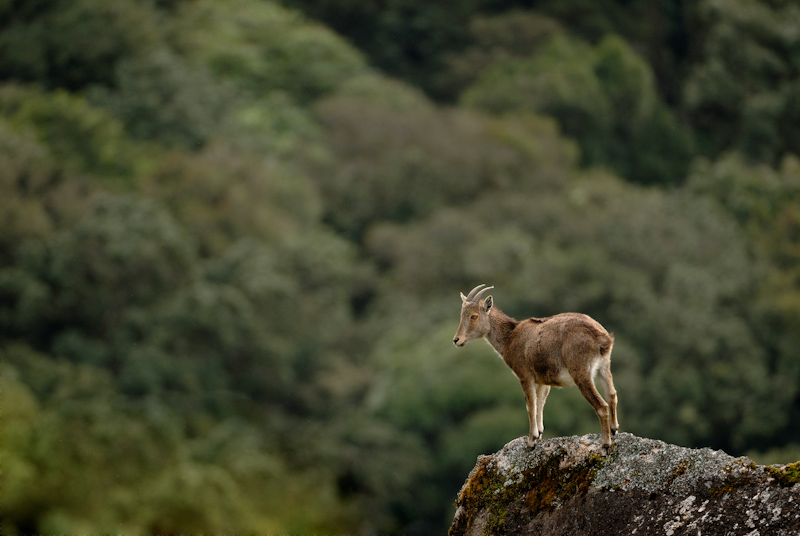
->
[575,376,612,455]
[596,362,619,435]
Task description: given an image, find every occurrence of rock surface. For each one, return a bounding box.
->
[449,433,800,536]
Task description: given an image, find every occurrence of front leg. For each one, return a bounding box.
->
[535,384,551,436]
[520,378,539,448]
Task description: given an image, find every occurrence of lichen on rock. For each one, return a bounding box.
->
[449,432,800,536]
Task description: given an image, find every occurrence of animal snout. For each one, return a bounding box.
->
[453,336,464,347]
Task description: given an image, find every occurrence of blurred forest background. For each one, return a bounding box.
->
[3,0,800,534]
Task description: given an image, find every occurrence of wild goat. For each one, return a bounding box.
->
[453,284,618,454]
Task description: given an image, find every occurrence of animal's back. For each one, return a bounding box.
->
[507,313,613,386]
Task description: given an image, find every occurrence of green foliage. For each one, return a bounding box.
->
[91,50,238,150]
[3,1,800,534]
[42,194,196,331]
[463,35,610,129]
[143,144,322,256]
[687,153,800,263]
[684,0,800,161]
[1,345,356,535]
[333,73,434,112]
[174,0,367,104]
[315,91,577,239]
[0,122,66,255]
[231,91,323,158]
[462,33,692,185]
[686,154,800,446]
[438,10,563,99]
[0,0,163,89]
[368,171,783,450]
[370,324,521,435]
[282,0,480,96]
[748,444,800,465]
[0,85,154,184]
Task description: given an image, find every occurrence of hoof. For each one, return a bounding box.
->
[611,428,618,436]
[526,436,539,449]
[600,443,612,456]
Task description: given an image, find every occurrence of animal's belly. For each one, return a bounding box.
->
[535,367,575,387]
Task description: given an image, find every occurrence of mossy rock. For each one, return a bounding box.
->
[450,433,800,536]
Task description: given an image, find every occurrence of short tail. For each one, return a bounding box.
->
[599,332,614,357]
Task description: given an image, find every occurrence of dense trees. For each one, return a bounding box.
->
[2,0,800,534]
[461,32,692,184]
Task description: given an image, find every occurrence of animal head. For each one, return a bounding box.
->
[453,284,494,347]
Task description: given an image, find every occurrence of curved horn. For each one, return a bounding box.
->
[465,284,494,302]
[464,284,486,302]
[472,285,494,302]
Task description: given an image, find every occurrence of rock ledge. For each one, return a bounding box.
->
[449,433,800,536]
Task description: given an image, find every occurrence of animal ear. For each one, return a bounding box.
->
[483,295,493,311]
[460,292,468,303]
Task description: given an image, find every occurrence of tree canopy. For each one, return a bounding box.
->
[2,0,800,534]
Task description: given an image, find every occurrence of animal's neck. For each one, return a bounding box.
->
[486,308,519,357]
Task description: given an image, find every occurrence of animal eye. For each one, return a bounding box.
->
[470,314,479,320]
